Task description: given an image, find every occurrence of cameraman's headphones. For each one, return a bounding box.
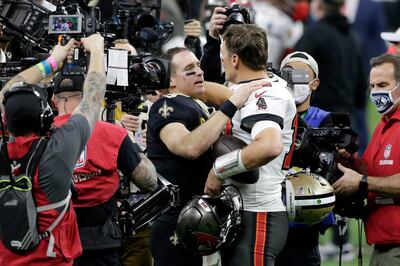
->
[3,83,54,135]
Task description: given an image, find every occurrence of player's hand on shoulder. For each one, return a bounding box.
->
[229,79,270,108]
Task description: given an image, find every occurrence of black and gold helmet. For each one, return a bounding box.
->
[284,172,335,225]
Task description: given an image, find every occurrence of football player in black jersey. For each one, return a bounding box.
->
[147,47,267,266]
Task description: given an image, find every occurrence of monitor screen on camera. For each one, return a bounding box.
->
[48,15,82,34]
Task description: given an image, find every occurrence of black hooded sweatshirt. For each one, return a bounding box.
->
[296,15,367,113]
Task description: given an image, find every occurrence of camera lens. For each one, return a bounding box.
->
[227,12,246,24]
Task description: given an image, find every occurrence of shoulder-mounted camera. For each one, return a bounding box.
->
[292,113,366,219]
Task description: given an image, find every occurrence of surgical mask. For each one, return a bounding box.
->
[292,79,316,105]
[370,83,400,114]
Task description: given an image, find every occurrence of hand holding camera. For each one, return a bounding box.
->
[50,38,76,70]
[209,7,227,39]
[81,33,104,54]
[184,19,202,38]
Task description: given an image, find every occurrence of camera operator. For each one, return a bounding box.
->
[51,64,157,266]
[200,6,228,84]
[0,34,105,265]
[146,46,266,266]
[111,38,156,266]
[276,51,335,266]
[333,54,400,265]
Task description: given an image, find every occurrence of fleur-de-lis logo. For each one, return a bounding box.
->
[159,100,174,118]
[170,231,179,246]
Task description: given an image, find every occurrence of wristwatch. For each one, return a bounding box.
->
[359,175,368,197]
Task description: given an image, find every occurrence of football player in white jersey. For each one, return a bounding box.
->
[204,24,297,266]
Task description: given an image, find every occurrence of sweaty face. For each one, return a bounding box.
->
[170,51,204,98]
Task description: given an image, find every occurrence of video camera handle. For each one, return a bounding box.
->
[105,98,116,124]
[58,34,90,69]
[130,105,148,117]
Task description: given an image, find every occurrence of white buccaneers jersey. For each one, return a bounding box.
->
[229,75,297,212]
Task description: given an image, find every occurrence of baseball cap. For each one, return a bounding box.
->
[53,65,84,94]
[4,85,43,135]
[381,27,400,44]
[280,51,319,77]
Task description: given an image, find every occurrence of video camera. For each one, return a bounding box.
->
[48,3,101,38]
[0,0,102,56]
[280,68,309,87]
[104,50,170,118]
[222,4,252,34]
[267,63,310,88]
[118,175,179,237]
[0,0,174,56]
[109,0,173,54]
[291,114,366,219]
[0,0,55,55]
[0,0,172,125]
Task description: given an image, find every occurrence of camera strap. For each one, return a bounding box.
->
[0,107,13,185]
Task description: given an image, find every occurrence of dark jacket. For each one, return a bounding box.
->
[200,32,225,84]
[296,15,367,112]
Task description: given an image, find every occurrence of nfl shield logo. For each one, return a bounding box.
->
[75,146,87,169]
[384,144,392,159]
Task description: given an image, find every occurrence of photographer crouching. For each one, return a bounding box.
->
[0,34,105,265]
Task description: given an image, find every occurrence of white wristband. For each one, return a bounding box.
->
[213,150,247,181]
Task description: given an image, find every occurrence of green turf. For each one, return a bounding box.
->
[366,100,380,138]
[320,219,372,266]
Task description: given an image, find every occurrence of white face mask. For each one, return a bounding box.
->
[370,83,400,114]
[292,79,316,105]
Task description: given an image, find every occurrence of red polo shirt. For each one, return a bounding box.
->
[362,107,400,244]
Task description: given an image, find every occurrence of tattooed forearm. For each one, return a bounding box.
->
[73,71,106,131]
[131,154,158,192]
[1,75,26,97]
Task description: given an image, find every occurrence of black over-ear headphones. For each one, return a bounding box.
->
[3,83,54,135]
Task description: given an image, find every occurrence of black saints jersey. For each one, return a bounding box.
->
[147,93,214,222]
